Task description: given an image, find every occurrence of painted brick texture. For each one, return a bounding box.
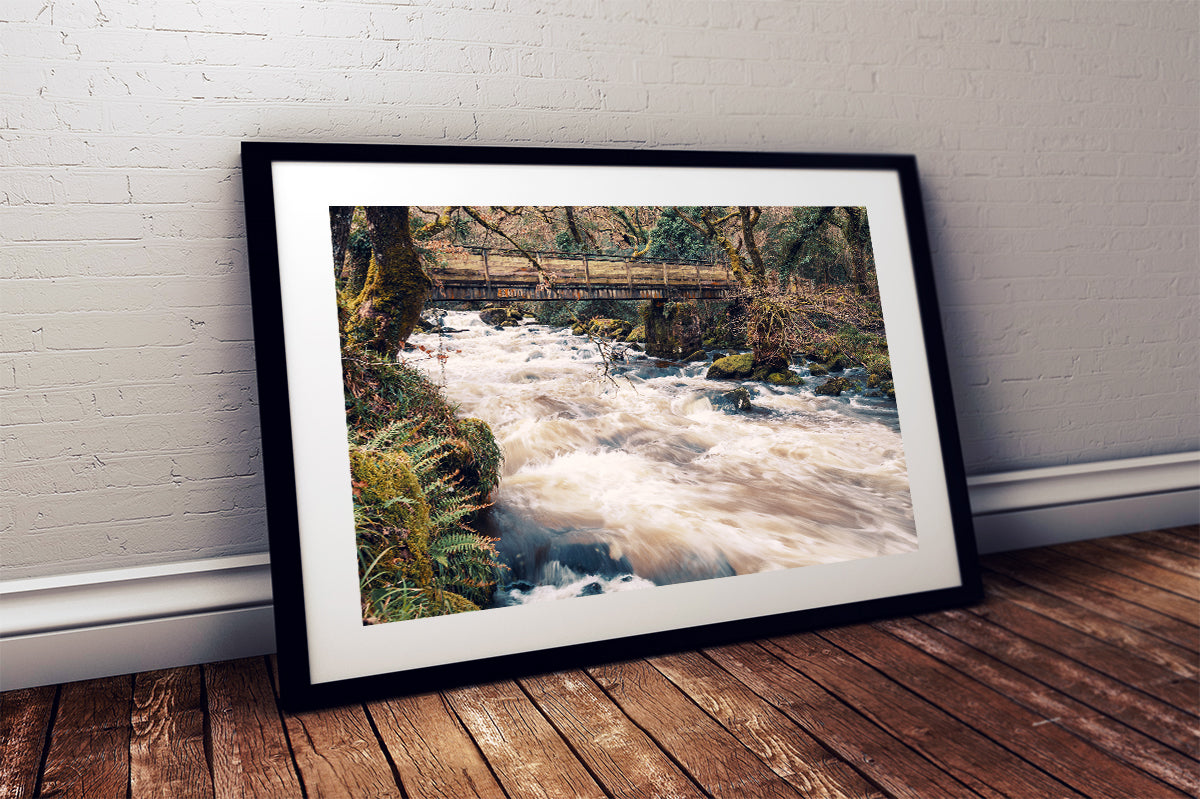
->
[2,0,1196,579]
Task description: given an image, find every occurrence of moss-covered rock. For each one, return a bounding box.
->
[815,376,860,397]
[824,353,852,372]
[706,353,755,380]
[478,306,508,326]
[588,317,633,339]
[808,363,829,377]
[766,371,805,386]
[625,323,645,343]
[683,349,707,362]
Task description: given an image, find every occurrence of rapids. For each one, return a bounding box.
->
[406,310,916,607]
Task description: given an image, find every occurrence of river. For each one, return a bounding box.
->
[406,309,916,608]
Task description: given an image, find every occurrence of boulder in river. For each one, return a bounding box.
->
[766,371,804,387]
[478,306,507,325]
[588,317,633,339]
[706,353,754,380]
[816,376,860,396]
[715,386,754,412]
[479,305,523,326]
[547,538,635,579]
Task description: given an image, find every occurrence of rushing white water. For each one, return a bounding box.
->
[406,309,916,607]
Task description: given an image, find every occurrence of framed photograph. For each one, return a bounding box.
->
[242,142,981,708]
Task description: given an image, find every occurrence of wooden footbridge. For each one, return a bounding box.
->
[427,247,737,301]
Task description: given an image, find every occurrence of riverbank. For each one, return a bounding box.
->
[343,350,507,623]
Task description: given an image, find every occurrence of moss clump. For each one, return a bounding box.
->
[808,363,828,377]
[706,353,755,380]
[766,371,805,386]
[351,448,434,592]
[862,352,893,388]
[454,417,502,502]
[342,228,372,296]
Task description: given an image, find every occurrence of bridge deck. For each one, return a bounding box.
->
[427,247,736,301]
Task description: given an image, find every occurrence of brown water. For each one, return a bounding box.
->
[407,310,916,606]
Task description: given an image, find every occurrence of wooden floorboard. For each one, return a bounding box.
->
[984,553,1199,651]
[647,650,885,799]
[38,676,132,799]
[365,691,507,799]
[204,658,303,799]
[3,527,1197,799]
[519,669,707,799]
[1131,527,1200,559]
[0,685,55,799]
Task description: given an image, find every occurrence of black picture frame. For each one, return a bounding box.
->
[241,142,981,709]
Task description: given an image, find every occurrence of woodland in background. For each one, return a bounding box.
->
[332,205,894,624]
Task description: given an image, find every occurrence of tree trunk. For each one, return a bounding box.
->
[844,207,872,295]
[342,230,372,297]
[343,206,432,357]
[329,206,354,278]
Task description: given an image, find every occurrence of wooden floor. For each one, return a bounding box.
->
[3,527,1197,799]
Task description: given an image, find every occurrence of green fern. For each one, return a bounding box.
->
[428,531,506,607]
[347,350,505,624]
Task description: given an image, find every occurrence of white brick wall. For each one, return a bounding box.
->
[2,0,1196,580]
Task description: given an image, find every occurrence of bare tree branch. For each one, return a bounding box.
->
[460,206,553,285]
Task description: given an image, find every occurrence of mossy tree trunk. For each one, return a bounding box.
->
[674,206,764,290]
[344,206,433,357]
[674,206,792,370]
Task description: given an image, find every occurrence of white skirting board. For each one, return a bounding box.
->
[2,452,1196,692]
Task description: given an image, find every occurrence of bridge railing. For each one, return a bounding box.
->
[426,246,734,300]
